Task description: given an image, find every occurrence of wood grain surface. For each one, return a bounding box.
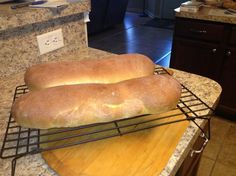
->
[42,109,189,176]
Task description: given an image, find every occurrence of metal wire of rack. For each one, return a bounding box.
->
[0,67,214,176]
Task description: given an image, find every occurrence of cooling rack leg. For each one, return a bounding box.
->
[208,118,211,140]
[114,122,122,136]
[11,157,17,176]
[11,154,27,176]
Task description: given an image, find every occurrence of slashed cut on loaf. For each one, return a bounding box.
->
[12,75,182,129]
[24,54,155,90]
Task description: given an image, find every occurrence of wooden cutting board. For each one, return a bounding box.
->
[42,109,189,176]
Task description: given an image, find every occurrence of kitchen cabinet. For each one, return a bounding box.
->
[218,46,236,115]
[87,0,129,34]
[171,38,222,81]
[176,121,209,176]
[104,0,128,28]
[87,0,108,35]
[170,17,236,116]
[127,0,186,19]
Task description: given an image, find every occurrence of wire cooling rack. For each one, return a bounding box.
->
[0,67,214,176]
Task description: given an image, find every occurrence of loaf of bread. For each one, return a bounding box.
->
[24,54,155,91]
[12,74,181,129]
[223,0,236,10]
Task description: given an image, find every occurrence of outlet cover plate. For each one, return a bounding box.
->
[37,29,64,55]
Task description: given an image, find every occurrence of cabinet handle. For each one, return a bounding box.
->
[212,48,217,53]
[189,29,207,34]
[190,133,209,157]
[226,50,231,56]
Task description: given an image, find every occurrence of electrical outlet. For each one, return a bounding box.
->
[37,29,64,55]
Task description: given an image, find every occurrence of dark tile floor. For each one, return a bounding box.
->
[197,116,236,176]
[88,12,173,67]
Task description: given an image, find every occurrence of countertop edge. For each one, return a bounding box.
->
[160,69,222,176]
[175,7,236,25]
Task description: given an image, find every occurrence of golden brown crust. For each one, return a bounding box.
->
[12,75,181,129]
[24,54,155,91]
[223,0,236,10]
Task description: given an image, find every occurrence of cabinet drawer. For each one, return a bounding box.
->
[229,27,236,45]
[175,19,224,42]
[170,38,222,81]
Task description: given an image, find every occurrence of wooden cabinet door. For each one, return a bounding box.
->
[218,47,236,115]
[170,38,223,81]
[87,0,109,34]
[105,0,129,28]
[176,121,209,176]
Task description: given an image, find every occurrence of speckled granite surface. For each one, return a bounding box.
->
[175,6,236,24]
[0,47,221,176]
[0,1,90,78]
[0,13,87,78]
[0,48,115,176]
[0,0,90,31]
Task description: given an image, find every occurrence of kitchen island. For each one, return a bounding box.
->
[0,47,221,176]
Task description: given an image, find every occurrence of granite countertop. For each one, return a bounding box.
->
[0,47,222,176]
[0,0,90,31]
[175,6,236,24]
